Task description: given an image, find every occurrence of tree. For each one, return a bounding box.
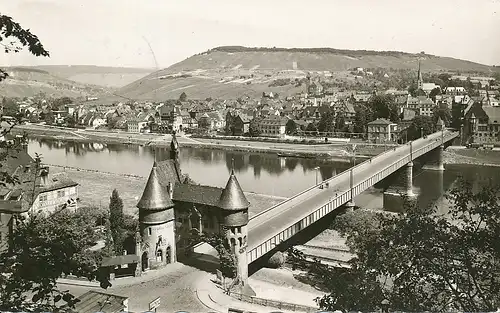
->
[64,115,76,128]
[433,103,451,126]
[451,100,464,129]
[318,110,335,134]
[493,71,500,83]
[179,92,187,102]
[2,97,19,116]
[305,178,500,312]
[370,95,399,122]
[248,120,261,137]
[285,120,298,135]
[335,113,346,132]
[408,82,418,97]
[0,14,49,82]
[407,115,435,140]
[429,87,441,102]
[0,211,111,312]
[353,104,374,134]
[109,189,125,255]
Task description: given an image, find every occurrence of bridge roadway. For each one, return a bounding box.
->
[246,129,458,263]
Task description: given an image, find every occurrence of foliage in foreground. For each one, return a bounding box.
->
[0,13,49,81]
[0,211,111,312]
[290,178,500,313]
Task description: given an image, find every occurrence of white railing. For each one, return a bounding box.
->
[247,131,458,262]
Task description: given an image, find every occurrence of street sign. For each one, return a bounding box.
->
[149,297,161,311]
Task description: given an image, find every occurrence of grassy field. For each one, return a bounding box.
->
[50,166,285,217]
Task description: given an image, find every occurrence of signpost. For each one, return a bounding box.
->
[149,297,161,312]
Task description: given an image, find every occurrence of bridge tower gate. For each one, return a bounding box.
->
[137,162,177,271]
[218,168,251,286]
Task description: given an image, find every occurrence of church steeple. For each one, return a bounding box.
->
[417,60,423,90]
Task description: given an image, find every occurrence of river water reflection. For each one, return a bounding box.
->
[28,139,500,207]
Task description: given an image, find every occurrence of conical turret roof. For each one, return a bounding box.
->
[218,169,250,211]
[137,162,174,210]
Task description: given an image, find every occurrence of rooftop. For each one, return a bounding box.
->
[74,290,128,313]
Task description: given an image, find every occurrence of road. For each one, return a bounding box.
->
[247,131,453,252]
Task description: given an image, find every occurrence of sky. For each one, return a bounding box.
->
[1,0,499,69]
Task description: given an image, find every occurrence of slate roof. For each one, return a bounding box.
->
[74,290,128,313]
[218,170,250,211]
[173,183,223,207]
[156,159,182,186]
[368,118,394,125]
[38,173,78,193]
[137,162,174,210]
[0,147,38,213]
[483,106,500,124]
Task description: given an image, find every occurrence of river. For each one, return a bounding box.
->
[28,138,500,209]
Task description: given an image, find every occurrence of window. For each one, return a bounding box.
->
[39,194,47,202]
[148,228,152,236]
[57,190,65,198]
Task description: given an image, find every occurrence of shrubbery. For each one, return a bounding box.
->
[267,251,286,268]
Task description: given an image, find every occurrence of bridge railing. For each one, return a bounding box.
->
[350,130,457,200]
[250,134,406,223]
[249,130,455,226]
[247,131,458,256]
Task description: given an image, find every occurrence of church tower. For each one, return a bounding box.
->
[137,161,176,270]
[218,168,250,285]
[417,60,424,90]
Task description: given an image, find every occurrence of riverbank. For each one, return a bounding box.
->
[49,166,286,216]
[13,124,390,160]
[444,147,500,167]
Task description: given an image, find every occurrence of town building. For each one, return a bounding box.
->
[0,137,79,250]
[367,118,398,143]
[258,115,289,137]
[126,118,148,133]
[463,103,500,145]
[133,133,251,284]
[418,97,435,117]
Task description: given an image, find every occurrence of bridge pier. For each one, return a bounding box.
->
[405,161,415,198]
[383,161,417,213]
[344,200,355,213]
[422,145,445,171]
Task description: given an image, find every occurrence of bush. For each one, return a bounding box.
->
[267,251,286,268]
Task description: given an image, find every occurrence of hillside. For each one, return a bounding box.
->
[116,46,499,100]
[0,67,113,98]
[15,65,154,88]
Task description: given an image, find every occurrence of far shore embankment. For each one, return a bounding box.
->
[444,146,500,167]
[13,124,393,161]
[15,124,500,167]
